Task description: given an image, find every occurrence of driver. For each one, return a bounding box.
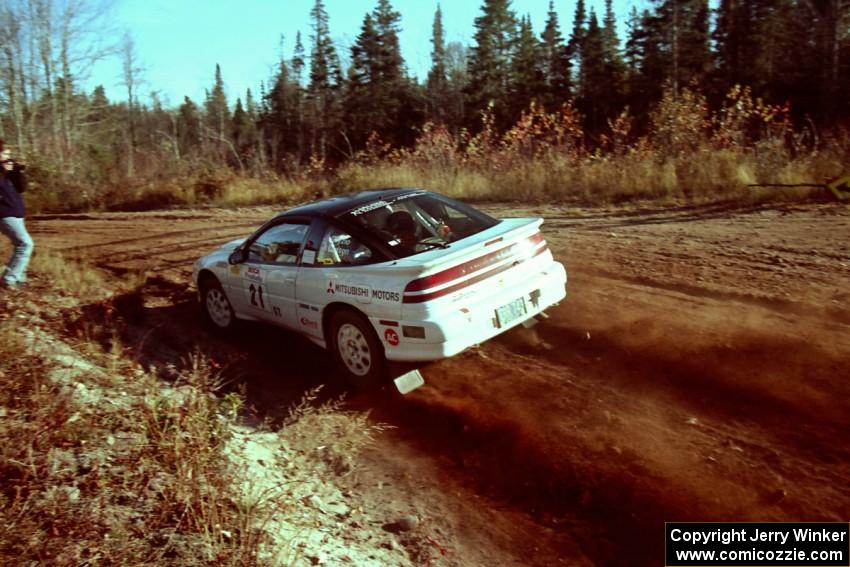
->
[385,210,418,255]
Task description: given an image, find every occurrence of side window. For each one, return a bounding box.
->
[247,222,309,265]
[316,227,374,266]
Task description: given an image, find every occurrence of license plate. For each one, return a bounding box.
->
[393,369,425,395]
[495,297,527,328]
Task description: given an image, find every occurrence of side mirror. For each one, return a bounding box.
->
[228,248,247,265]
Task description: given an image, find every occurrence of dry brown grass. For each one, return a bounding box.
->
[0,320,255,564]
[320,144,840,206]
[0,258,385,565]
[28,249,112,299]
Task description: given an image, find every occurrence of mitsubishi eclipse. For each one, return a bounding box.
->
[192,189,567,387]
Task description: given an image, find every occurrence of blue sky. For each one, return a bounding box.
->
[89,0,640,108]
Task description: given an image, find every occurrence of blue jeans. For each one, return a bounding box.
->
[0,216,34,286]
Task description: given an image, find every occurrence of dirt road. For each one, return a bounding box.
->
[25,200,850,565]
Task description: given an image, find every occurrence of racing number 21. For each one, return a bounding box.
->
[249,284,265,309]
[249,284,281,317]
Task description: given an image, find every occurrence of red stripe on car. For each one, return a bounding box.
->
[403,233,548,303]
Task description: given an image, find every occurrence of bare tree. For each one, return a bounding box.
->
[0,5,26,150]
[0,0,115,165]
[121,31,142,177]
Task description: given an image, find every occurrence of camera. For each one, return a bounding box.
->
[1,159,24,171]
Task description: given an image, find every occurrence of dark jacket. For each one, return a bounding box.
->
[0,167,26,218]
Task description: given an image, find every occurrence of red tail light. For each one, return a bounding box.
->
[403,232,548,303]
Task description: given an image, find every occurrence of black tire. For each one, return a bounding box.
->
[329,309,387,389]
[200,276,236,333]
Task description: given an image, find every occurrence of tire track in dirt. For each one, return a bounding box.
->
[25,201,850,566]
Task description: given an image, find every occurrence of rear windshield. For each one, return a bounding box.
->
[339,192,498,258]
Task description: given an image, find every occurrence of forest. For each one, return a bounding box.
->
[0,0,848,212]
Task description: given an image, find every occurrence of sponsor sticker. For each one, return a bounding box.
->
[451,290,476,303]
[350,200,390,217]
[371,289,401,302]
[384,329,400,346]
[349,192,423,216]
[230,265,240,275]
[245,266,262,282]
[328,282,372,303]
[299,317,319,330]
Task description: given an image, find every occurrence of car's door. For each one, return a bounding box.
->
[295,221,401,341]
[236,220,310,329]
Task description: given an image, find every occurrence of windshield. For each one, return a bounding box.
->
[339,192,498,258]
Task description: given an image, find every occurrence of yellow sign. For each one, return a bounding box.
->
[230,265,240,275]
[827,175,850,200]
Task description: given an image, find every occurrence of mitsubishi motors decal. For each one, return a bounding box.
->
[326,281,372,303]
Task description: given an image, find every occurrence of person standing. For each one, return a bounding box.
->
[0,140,33,289]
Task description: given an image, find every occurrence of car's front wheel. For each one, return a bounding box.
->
[329,309,386,389]
[200,276,235,332]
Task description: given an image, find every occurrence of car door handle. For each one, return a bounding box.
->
[284,277,295,286]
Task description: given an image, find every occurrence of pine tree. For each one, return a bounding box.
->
[569,0,587,77]
[713,0,753,89]
[624,7,655,120]
[602,0,623,66]
[601,0,626,110]
[636,10,667,109]
[308,0,342,159]
[243,88,261,163]
[177,96,201,156]
[578,10,609,133]
[767,0,819,116]
[345,13,383,148]
[444,41,469,130]
[263,37,307,170]
[813,0,850,117]
[678,0,711,85]
[231,97,250,156]
[651,0,712,92]
[344,0,421,149]
[712,0,827,119]
[290,34,307,160]
[465,0,518,130]
[427,4,448,122]
[373,0,404,86]
[511,15,545,117]
[204,64,230,160]
[293,31,305,86]
[540,0,572,109]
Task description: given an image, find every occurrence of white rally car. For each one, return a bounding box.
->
[193,189,567,387]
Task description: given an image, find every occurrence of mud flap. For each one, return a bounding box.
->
[393,369,425,395]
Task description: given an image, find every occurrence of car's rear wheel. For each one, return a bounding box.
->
[200,276,235,332]
[329,309,386,389]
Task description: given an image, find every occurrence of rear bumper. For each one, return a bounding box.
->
[373,261,567,362]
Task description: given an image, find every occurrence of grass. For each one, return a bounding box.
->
[318,143,842,206]
[0,255,385,565]
[25,147,841,217]
[0,319,253,564]
[24,145,845,214]
[28,249,112,299]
